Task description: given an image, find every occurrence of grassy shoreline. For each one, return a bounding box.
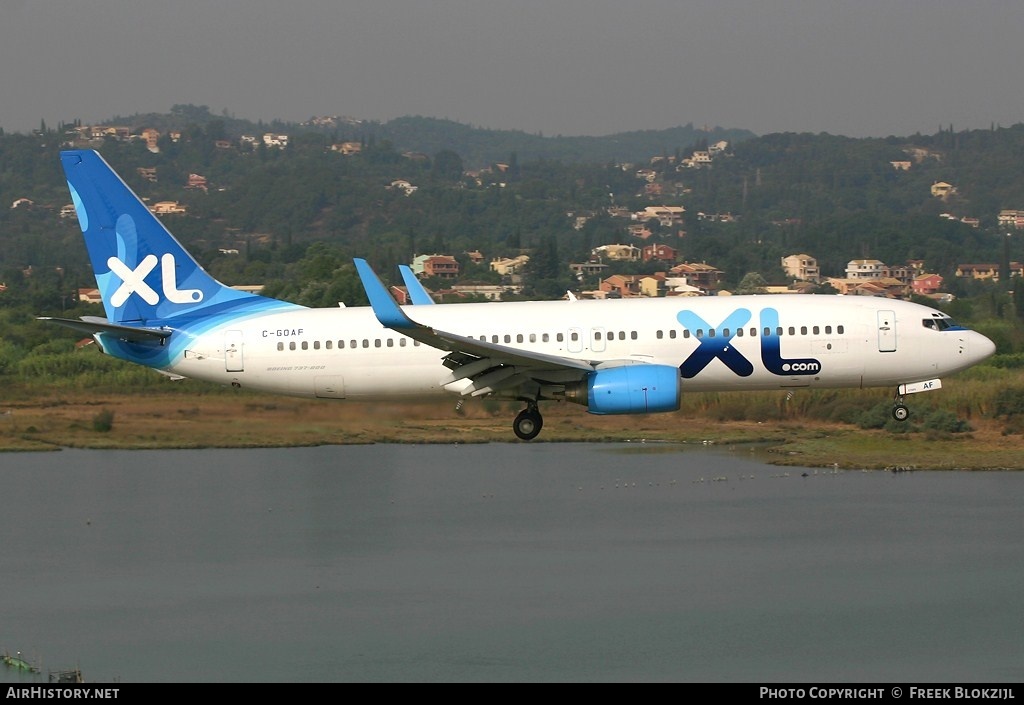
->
[1,390,1021,470]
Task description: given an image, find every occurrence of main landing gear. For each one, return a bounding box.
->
[513,402,544,441]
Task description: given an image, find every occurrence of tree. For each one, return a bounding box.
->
[735,272,768,294]
[432,150,464,181]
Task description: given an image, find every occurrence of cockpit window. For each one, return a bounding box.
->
[923,316,958,331]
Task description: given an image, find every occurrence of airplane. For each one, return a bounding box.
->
[43,149,997,440]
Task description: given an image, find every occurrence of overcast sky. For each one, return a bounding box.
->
[2,1,1024,138]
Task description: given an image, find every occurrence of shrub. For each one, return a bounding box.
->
[92,409,114,432]
[994,387,1024,418]
[921,409,972,434]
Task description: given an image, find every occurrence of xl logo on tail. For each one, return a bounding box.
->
[108,254,203,306]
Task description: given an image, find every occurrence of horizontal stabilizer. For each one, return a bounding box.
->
[39,316,172,343]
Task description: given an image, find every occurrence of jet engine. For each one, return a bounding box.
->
[563,365,681,415]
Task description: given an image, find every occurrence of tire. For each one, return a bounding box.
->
[513,409,543,441]
[892,404,910,422]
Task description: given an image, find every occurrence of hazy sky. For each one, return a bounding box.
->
[3,1,1024,138]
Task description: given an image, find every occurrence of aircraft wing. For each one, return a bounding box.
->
[355,259,595,396]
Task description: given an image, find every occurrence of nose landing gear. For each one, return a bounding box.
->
[892,391,910,422]
[891,379,944,422]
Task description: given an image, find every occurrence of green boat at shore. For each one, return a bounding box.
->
[2,650,40,673]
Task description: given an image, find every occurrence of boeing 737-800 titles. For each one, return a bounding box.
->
[43,150,996,440]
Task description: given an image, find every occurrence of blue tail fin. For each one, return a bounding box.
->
[61,150,298,324]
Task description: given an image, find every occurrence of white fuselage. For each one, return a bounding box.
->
[159,295,991,402]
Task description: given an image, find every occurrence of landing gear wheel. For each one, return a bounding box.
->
[892,404,910,422]
[513,408,543,441]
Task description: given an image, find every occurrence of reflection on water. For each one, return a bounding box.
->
[0,443,1021,683]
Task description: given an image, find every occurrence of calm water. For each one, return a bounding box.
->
[0,442,1021,683]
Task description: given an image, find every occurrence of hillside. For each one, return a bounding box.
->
[2,108,1024,326]
[87,105,757,168]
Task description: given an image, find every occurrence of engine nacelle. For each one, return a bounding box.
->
[565,365,681,415]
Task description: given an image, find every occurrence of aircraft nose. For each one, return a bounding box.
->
[971,331,997,363]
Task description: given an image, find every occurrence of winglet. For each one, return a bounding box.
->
[353,258,419,329]
[399,265,435,305]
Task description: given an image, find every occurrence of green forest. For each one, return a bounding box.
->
[3,106,1024,434]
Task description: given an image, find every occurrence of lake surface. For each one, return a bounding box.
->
[0,442,1021,683]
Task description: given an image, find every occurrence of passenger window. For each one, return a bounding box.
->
[289,342,296,351]
[491,335,499,344]
[326,340,332,350]
[504,334,512,344]
[542,333,550,342]
[387,339,394,347]
[683,330,691,339]
[656,330,663,339]
[837,325,845,334]
[812,326,819,335]
[764,327,771,337]
[517,334,524,343]
[800,326,807,335]
[631,331,637,340]
[825,326,832,335]
[570,332,579,342]
[670,330,677,339]
[788,327,795,336]
[530,334,536,343]
[301,341,308,350]
[557,333,564,342]
[709,328,716,338]
[750,328,757,337]
[696,330,704,339]
[362,339,369,348]
[277,342,284,351]
[400,339,407,347]
[736,328,743,337]
[313,341,321,350]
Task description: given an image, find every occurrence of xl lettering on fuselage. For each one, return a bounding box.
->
[678,307,822,378]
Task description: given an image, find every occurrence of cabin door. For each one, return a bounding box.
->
[591,327,607,353]
[225,329,244,372]
[877,310,897,353]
